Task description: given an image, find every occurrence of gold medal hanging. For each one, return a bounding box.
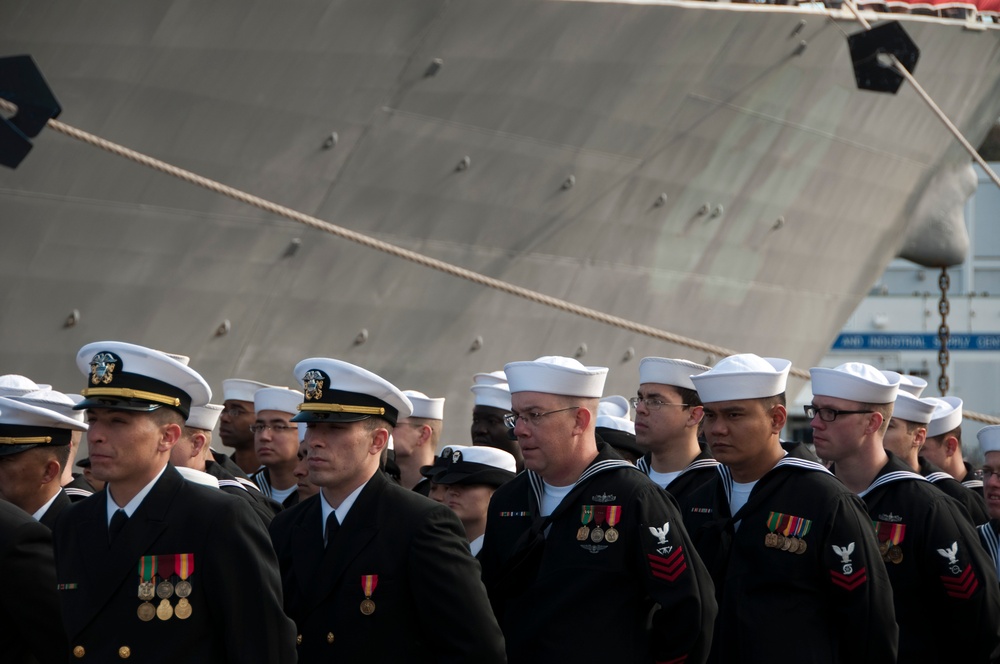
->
[137,602,155,621]
[174,553,194,619]
[604,506,621,543]
[577,506,593,541]
[156,598,173,621]
[360,575,378,615]
[590,506,606,543]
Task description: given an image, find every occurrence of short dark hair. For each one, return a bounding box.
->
[674,386,702,409]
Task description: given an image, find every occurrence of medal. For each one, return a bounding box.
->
[577,506,593,541]
[360,575,378,615]
[873,521,906,562]
[604,505,621,543]
[175,553,193,598]
[590,505,606,543]
[137,601,155,621]
[156,598,173,620]
[175,598,193,620]
[156,554,175,599]
[795,539,808,554]
[887,545,903,564]
[878,540,890,556]
[137,555,156,600]
[764,533,779,548]
[765,512,786,549]
[780,536,793,551]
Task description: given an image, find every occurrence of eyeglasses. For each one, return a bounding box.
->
[222,406,250,417]
[629,397,689,411]
[503,406,579,428]
[803,405,874,422]
[981,467,1000,482]
[249,423,297,434]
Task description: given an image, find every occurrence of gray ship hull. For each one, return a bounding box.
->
[2,0,1000,437]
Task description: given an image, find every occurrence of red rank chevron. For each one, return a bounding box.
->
[940,564,979,599]
[648,547,687,582]
[829,567,868,591]
[655,656,688,664]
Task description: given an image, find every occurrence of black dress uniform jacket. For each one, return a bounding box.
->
[918,456,990,525]
[0,499,67,664]
[637,446,719,500]
[53,465,296,663]
[978,519,1000,583]
[681,456,897,664]
[859,453,1000,662]
[480,442,717,664]
[269,469,506,663]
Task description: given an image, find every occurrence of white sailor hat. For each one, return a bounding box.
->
[639,357,710,391]
[891,391,935,425]
[222,379,279,403]
[432,445,517,488]
[691,354,791,403]
[13,389,87,424]
[471,383,512,411]
[504,356,607,398]
[186,404,224,431]
[291,358,412,427]
[925,396,962,438]
[0,375,51,398]
[254,387,304,416]
[895,374,928,397]
[402,390,445,420]
[977,426,1000,455]
[599,396,631,420]
[810,363,900,404]
[472,371,508,386]
[0,396,88,457]
[596,412,635,435]
[74,341,211,419]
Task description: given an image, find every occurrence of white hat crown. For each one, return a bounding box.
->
[504,356,607,398]
[690,354,791,403]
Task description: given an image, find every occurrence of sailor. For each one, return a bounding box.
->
[393,389,445,493]
[479,356,716,663]
[0,497,67,664]
[0,396,88,530]
[679,355,896,663]
[470,370,523,472]
[292,423,319,502]
[633,357,718,498]
[0,374,51,397]
[975,426,1000,581]
[12,388,94,502]
[420,444,465,505]
[219,378,276,474]
[268,357,506,663]
[882,389,989,525]
[595,397,642,464]
[54,341,296,663]
[76,457,103,493]
[432,445,516,557]
[809,361,1000,663]
[172,403,282,525]
[897,373,928,396]
[922,396,986,496]
[250,386,305,509]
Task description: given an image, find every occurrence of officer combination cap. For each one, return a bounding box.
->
[402,390,445,420]
[187,404,224,431]
[0,374,51,398]
[891,391,935,425]
[504,356,607,398]
[691,354,791,403]
[810,362,900,404]
[420,445,469,480]
[291,358,412,427]
[222,379,280,403]
[13,389,87,424]
[471,383,512,411]
[74,341,211,419]
[895,374,928,397]
[977,426,1000,455]
[925,396,962,438]
[472,370,508,386]
[599,396,631,420]
[432,445,517,488]
[255,387,304,417]
[639,357,710,391]
[0,396,88,457]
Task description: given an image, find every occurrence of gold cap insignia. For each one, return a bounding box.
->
[303,370,325,401]
[90,352,118,386]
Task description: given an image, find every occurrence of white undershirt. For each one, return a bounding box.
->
[648,468,683,490]
[470,534,485,557]
[540,481,573,517]
[269,484,297,504]
[729,479,758,530]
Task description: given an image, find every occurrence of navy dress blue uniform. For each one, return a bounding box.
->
[0,499,67,664]
[918,456,990,525]
[480,442,717,664]
[54,465,296,662]
[637,446,719,500]
[269,469,506,663]
[38,488,72,530]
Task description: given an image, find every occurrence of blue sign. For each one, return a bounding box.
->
[832,334,1000,351]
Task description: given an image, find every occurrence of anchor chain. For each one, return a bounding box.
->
[937,268,950,395]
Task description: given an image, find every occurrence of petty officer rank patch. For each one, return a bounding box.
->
[645,520,687,581]
[937,542,980,599]
[829,542,868,591]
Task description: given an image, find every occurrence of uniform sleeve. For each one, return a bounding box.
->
[408,504,507,664]
[818,494,898,663]
[204,496,298,664]
[920,495,1000,662]
[1,518,68,664]
[635,484,717,664]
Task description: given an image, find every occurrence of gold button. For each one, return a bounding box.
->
[119,646,131,659]
[73,645,85,658]
[327,632,335,644]
[296,634,302,645]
